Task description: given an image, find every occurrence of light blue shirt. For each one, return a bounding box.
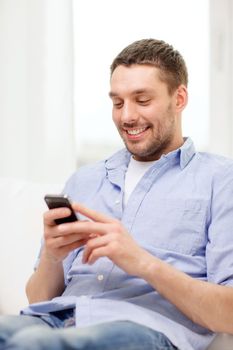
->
[22,138,233,350]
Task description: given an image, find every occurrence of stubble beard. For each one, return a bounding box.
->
[120,107,177,161]
[123,126,175,161]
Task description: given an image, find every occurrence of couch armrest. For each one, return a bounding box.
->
[206,334,233,350]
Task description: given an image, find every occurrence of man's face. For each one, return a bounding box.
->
[109,64,185,161]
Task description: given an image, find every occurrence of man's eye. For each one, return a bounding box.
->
[113,102,123,108]
[138,99,150,105]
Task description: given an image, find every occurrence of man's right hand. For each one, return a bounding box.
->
[43,207,90,263]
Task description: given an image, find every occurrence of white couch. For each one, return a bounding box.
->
[0,177,232,349]
[0,177,62,315]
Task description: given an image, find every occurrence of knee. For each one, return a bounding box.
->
[0,315,22,345]
[6,326,55,350]
[0,314,49,348]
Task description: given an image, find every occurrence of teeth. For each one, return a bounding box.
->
[127,127,146,135]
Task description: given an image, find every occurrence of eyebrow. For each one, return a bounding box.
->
[109,89,153,98]
[108,92,118,98]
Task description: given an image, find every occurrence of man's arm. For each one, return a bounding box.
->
[141,255,233,333]
[72,202,233,334]
[25,248,65,304]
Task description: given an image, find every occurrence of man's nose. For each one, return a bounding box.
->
[121,102,138,124]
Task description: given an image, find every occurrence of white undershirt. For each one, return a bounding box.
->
[124,156,156,206]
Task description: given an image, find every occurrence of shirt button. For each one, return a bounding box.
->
[115,199,120,205]
[97,274,104,281]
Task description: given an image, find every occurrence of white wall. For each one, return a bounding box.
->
[73,0,210,165]
[0,0,76,184]
[1,0,233,183]
[209,0,233,157]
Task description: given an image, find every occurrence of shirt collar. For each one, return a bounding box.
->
[105,149,131,189]
[105,148,131,171]
[105,137,196,173]
[156,137,196,170]
[179,137,196,169]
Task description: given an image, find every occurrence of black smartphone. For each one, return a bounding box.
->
[44,194,78,225]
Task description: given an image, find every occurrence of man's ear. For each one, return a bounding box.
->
[175,85,188,112]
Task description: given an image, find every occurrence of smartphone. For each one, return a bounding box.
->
[44,194,78,225]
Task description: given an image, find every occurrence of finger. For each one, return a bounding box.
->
[64,238,88,251]
[57,220,113,236]
[82,235,111,263]
[72,202,118,224]
[87,246,109,265]
[56,238,89,258]
[52,232,90,248]
[44,208,72,226]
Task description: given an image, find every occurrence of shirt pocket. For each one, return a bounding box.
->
[133,198,208,255]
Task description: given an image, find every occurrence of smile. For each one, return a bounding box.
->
[125,127,148,135]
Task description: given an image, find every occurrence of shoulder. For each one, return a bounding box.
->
[63,160,106,196]
[192,151,233,172]
[192,151,233,188]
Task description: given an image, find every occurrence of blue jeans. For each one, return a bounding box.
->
[0,309,178,350]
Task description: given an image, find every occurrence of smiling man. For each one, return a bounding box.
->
[1,39,233,350]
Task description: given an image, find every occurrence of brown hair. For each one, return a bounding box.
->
[110,38,188,94]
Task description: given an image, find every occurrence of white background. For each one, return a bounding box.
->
[0,0,233,182]
[73,0,209,164]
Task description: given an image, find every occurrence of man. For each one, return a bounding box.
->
[1,38,233,350]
